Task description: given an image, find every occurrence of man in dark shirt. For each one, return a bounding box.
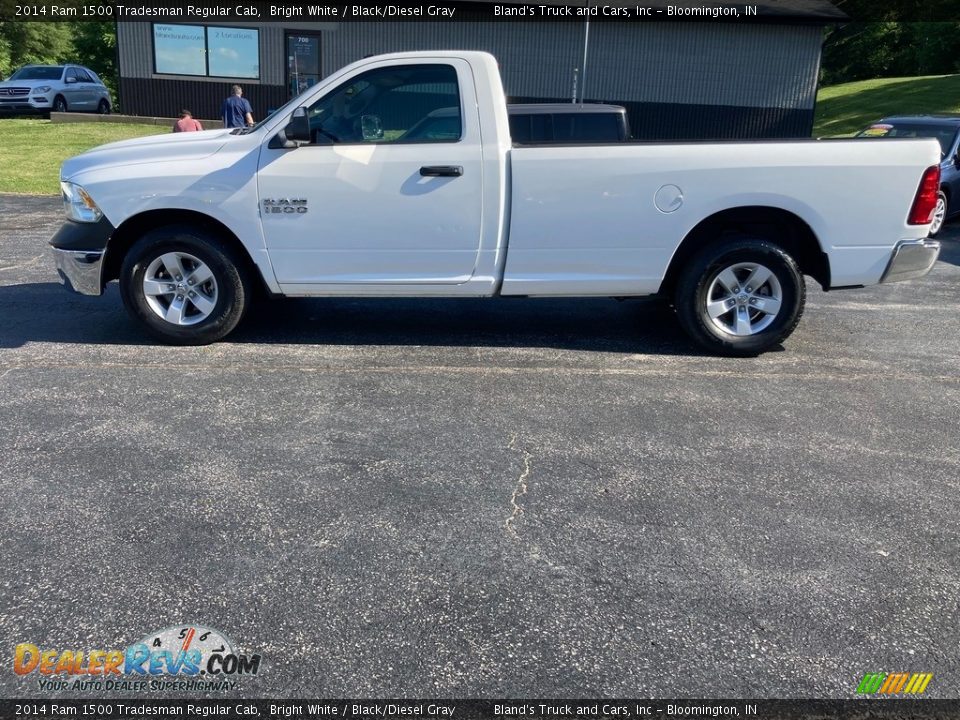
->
[221,85,254,128]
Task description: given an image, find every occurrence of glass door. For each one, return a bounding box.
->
[286,32,322,98]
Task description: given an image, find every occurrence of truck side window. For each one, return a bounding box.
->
[552,113,621,143]
[509,115,552,144]
[306,64,462,145]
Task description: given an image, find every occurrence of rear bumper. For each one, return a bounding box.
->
[880,239,941,283]
[52,248,105,296]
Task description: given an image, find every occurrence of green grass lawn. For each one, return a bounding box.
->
[0,119,164,195]
[814,74,960,137]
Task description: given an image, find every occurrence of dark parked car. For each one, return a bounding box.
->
[856,115,960,235]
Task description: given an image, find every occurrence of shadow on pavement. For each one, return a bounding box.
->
[936,232,960,267]
[0,281,708,355]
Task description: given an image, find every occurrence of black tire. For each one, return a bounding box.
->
[53,95,67,113]
[119,226,252,345]
[929,191,947,237]
[673,237,805,357]
[97,99,110,115]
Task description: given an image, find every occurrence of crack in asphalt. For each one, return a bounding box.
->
[505,433,533,539]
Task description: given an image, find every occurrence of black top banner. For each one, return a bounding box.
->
[3,0,960,23]
[3,700,960,720]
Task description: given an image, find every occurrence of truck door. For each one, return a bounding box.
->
[257,59,483,287]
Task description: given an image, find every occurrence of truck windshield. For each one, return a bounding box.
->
[10,66,64,80]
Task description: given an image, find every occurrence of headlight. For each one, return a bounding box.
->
[60,181,102,223]
[34,86,52,94]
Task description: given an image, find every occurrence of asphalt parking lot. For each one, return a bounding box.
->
[0,193,958,700]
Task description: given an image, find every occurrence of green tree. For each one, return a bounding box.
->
[70,21,117,100]
[907,23,960,75]
[0,32,10,79]
[0,22,73,76]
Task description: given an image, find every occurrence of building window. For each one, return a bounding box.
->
[153,24,206,76]
[153,23,260,79]
[208,26,259,78]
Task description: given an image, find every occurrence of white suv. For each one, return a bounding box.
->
[0,64,112,115]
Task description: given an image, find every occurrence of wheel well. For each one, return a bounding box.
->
[103,209,264,289]
[660,206,830,294]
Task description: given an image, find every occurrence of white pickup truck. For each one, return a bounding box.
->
[52,51,942,355]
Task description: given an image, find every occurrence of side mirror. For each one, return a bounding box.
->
[361,115,384,142]
[268,106,311,150]
[285,106,311,143]
[65,76,77,84]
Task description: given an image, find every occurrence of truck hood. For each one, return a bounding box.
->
[60,128,238,182]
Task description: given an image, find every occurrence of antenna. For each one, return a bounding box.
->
[580,17,591,104]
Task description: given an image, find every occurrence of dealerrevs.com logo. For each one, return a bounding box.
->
[13,625,262,692]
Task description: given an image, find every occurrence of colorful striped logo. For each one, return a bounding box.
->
[856,672,933,695]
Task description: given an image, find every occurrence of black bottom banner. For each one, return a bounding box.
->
[2,700,960,720]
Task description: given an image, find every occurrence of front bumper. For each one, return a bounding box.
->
[49,217,116,296]
[52,247,105,296]
[0,98,50,112]
[880,239,940,284]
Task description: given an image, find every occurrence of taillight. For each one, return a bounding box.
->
[908,165,941,225]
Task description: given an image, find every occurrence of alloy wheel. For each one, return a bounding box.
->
[142,251,218,326]
[705,262,783,336]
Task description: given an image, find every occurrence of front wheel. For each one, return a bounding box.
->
[119,226,252,345]
[53,95,67,113]
[929,192,947,237]
[97,99,110,114]
[674,237,806,356]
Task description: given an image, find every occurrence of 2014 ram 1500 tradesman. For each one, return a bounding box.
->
[51,51,942,355]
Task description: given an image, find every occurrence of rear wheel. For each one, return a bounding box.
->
[53,95,67,113]
[929,191,947,236]
[674,237,805,356]
[119,226,252,345]
[97,99,110,114]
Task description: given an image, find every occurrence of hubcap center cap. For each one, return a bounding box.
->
[737,294,749,305]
